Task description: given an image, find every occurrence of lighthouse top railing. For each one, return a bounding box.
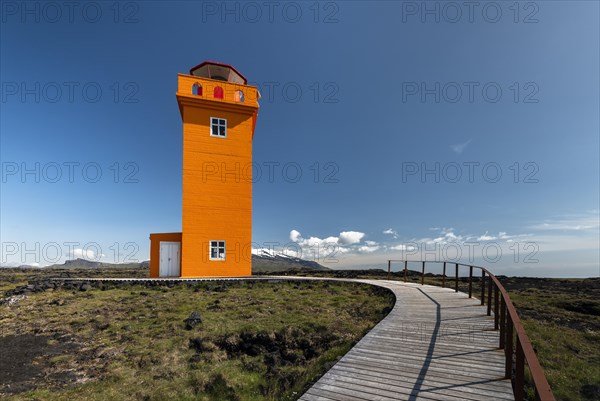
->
[177,74,260,107]
[387,260,556,401]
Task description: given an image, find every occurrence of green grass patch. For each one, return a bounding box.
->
[506,281,600,401]
[0,279,394,400]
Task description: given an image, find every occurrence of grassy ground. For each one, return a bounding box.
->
[499,277,600,401]
[0,274,394,401]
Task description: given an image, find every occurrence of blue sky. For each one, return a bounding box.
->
[1,1,598,277]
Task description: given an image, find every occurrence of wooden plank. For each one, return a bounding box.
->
[333,362,514,395]
[350,342,506,365]
[316,373,509,401]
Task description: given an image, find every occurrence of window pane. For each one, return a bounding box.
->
[211,249,218,258]
[219,119,225,125]
[212,126,218,135]
[219,241,225,247]
[211,241,217,247]
[219,126,226,136]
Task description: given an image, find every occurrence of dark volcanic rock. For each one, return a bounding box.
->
[188,337,216,353]
[0,333,80,394]
[581,384,600,399]
[184,311,202,330]
[556,300,600,316]
[264,352,282,367]
[204,373,239,401]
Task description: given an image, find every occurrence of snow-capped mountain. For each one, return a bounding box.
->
[251,248,329,272]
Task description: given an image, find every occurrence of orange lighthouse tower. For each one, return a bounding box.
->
[149,61,260,278]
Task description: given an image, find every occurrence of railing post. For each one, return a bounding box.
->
[454,264,459,292]
[487,275,492,316]
[494,285,500,330]
[421,261,425,285]
[505,315,514,379]
[500,297,506,349]
[468,265,473,298]
[442,262,446,288]
[404,260,408,283]
[515,340,525,401]
[387,260,391,280]
[480,270,485,305]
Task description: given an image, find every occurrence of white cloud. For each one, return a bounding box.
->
[528,217,599,231]
[365,241,378,246]
[290,230,366,248]
[416,229,465,245]
[70,248,105,260]
[358,245,380,253]
[450,139,472,154]
[290,229,302,242]
[288,229,367,261]
[383,228,398,239]
[445,232,457,240]
[477,232,497,241]
[526,211,599,232]
[439,227,456,235]
[397,228,535,251]
[304,236,338,248]
[389,244,416,251]
[338,231,365,245]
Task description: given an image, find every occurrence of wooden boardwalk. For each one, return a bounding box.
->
[300,280,515,401]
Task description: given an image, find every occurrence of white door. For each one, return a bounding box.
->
[159,242,181,277]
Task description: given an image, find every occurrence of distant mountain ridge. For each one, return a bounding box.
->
[47,258,150,270]
[251,250,329,273]
[9,255,328,273]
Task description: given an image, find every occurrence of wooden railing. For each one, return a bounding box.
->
[387,260,556,401]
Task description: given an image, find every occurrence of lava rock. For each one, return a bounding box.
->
[264,352,282,367]
[184,311,202,330]
[189,337,216,353]
[581,384,600,399]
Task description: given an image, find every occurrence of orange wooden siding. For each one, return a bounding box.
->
[177,75,259,277]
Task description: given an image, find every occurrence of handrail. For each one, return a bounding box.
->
[387,260,556,401]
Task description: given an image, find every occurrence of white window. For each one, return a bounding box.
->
[209,240,226,260]
[210,117,227,137]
